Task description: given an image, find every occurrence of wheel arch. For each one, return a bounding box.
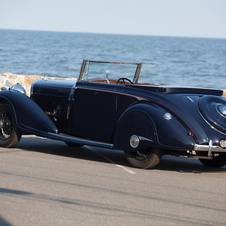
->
[0,90,58,134]
[114,102,196,151]
[114,103,158,152]
[0,100,22,147]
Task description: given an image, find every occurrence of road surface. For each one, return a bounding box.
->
[0,135,226,226]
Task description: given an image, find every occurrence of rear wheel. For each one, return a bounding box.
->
[199,153,226,168]
[0,102,21,147]
[124,147,164,169]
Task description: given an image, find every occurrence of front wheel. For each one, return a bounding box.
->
[0,102,21,148]
[199,153,226,168]
[124,147,164,169]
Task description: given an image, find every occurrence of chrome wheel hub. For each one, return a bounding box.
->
[130,135,139,148]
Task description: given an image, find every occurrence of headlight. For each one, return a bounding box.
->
[216,104,226,118]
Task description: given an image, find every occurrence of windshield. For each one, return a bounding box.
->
[78,60,154,83]
[138,63,155,83]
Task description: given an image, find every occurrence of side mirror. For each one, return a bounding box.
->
[6,80,10,88]
[1,80,10,91]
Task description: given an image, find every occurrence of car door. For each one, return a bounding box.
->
[67,82,137,143]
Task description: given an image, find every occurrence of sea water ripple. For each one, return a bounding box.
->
[0,29,226,89]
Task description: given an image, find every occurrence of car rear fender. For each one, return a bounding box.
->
[0,90,58,134]
[114,103,196,152]
[114,103,157,152]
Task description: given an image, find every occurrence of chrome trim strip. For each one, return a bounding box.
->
[138,136,153,142]
[77,86,149,101]
[187,96,194,103]
[130,135,153,148]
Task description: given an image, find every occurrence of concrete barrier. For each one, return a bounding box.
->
[0,73,76,96]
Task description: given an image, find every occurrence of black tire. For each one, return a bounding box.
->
[65,142,82,148]
[0,102,21,148]
[199,153,226,168]
[124,147,164,169]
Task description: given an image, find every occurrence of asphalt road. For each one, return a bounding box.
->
[1,135,226,226]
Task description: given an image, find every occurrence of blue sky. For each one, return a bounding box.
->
[1,0,226,38]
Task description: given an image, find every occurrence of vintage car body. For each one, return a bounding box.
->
[1,59,226,169]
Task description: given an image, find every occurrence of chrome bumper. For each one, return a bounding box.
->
[194,140,226,157]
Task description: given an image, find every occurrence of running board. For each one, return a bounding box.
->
[45,132,114,149]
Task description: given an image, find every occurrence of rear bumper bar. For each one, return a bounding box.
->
[194,140,226,157]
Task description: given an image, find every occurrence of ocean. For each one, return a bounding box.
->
[0,29,226,89]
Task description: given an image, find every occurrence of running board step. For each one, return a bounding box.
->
[44,132,114,149]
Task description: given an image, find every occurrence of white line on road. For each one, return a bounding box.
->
[86,146,136,175]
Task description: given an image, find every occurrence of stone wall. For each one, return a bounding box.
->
[0,73,77,96]
[1,72,226,98]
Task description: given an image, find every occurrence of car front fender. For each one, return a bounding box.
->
[0,90,58,134]
[114,103,197,152]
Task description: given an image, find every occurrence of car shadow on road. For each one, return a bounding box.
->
[156,155,226,174]
[15,136,226,174]
[0,215,12,226]
[15,136,130,166]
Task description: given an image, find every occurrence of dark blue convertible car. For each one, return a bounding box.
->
[1,59,226,169]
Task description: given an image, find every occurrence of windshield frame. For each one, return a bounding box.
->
[78,59,153,83]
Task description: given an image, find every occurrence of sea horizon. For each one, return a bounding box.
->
[0,29,226,89]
